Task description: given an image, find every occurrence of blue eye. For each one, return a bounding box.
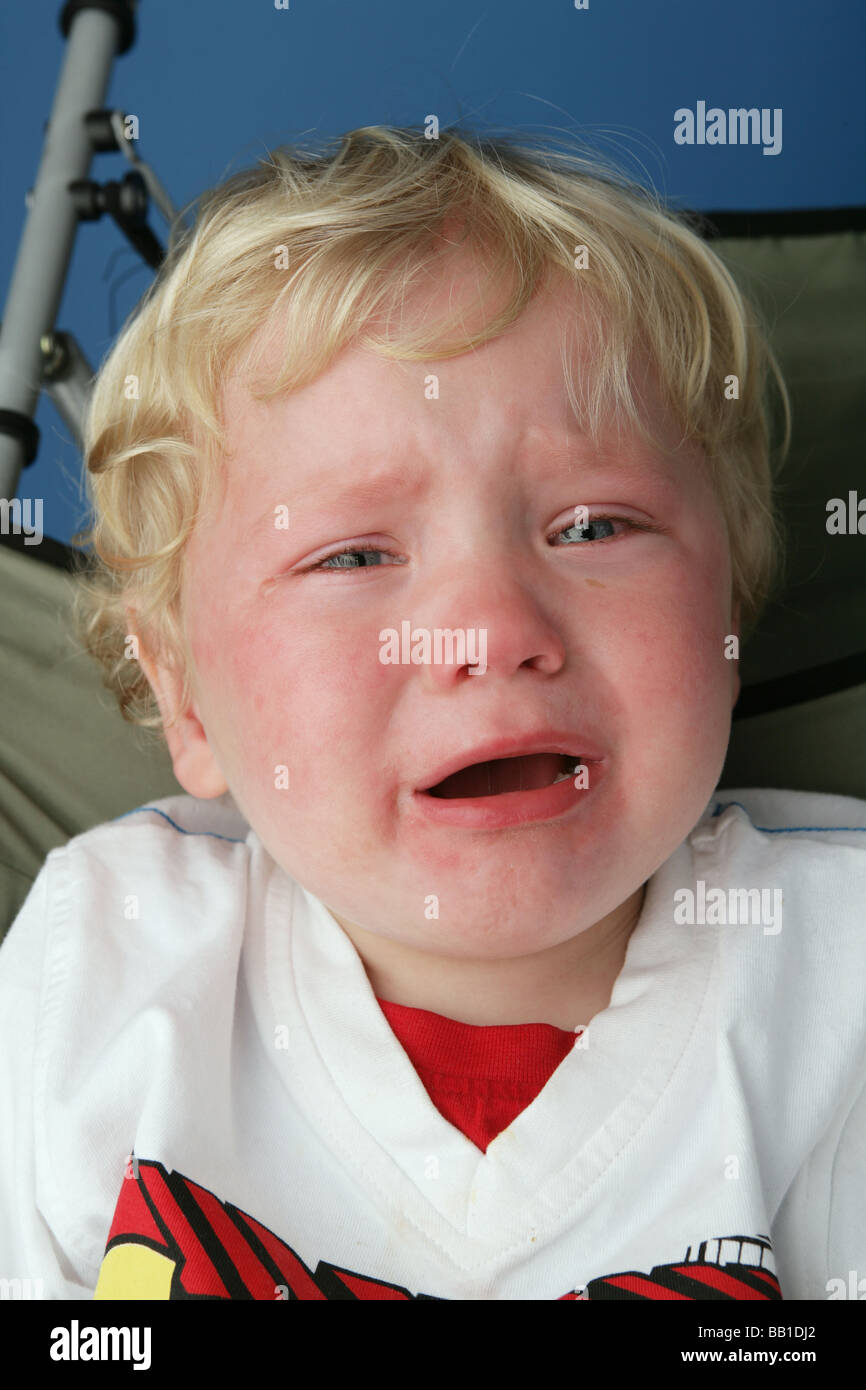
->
[311,546,403,571]
[550,515,639,545]
[305,516,658,574]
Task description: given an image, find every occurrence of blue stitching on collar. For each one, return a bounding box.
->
[112,805,247,843]
[712,799,866,833]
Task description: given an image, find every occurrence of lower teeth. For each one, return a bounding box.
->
[552,758,581,784]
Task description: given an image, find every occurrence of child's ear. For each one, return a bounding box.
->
[128,615,229,799]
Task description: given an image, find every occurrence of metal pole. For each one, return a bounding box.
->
[0,5,132,500]
[40,331,96,454]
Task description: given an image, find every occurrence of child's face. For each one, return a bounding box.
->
[153,266,740,960]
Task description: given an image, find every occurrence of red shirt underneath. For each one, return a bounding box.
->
[376,997,583,1154]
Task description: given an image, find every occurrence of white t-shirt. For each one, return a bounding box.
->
[1,786,864,1301]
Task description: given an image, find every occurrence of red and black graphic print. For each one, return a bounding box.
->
[93,1158,782,1300]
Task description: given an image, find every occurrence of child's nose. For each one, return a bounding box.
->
[411,567,567,689]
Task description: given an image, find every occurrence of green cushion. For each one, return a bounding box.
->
[721,681,866,799]
[0,542,181,938]
[710,229,866,684]
[711,227,866,799]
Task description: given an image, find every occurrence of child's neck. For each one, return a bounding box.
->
[330,883,646,1031]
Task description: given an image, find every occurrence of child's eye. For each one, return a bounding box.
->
[308,545,405,571]
[549,515,650,546]
[305,517,658,572]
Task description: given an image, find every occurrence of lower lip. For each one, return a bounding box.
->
[412,760,605,829]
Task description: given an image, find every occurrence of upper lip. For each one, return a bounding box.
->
[416,730,606,792]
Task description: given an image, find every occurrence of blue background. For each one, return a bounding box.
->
[2,0,864,546]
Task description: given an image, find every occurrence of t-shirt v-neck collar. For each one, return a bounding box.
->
[373,996,584,1153]
[245,832,716,1244]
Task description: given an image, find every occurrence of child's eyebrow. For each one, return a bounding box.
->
[240,458,430,542]
[238,442,680,543]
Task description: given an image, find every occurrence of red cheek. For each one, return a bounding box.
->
[191,632,218,674]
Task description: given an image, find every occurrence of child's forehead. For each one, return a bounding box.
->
[209,262,691,528]
[226,249,582,400]
[220,281,635,447]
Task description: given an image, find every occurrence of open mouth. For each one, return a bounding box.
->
[424,753,582,799]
